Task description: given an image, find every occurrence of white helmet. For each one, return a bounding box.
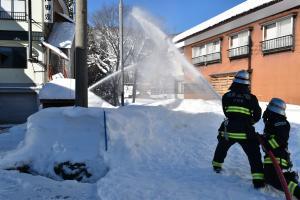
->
[233,70,250,85]
[267,98,286,116]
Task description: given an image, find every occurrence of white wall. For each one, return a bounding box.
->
[0,0,44,85]
[0,0,43,32]
[0,40,45,85]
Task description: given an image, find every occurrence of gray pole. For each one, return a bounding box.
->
[119,0,125,106]
[28,0,32,60]
[75,0,88,107]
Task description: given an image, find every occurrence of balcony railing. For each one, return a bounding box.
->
[228,45,250,59]
[0,11,26,21]
[192,52,221,65]
[261,35,294,53]
[192,55,205,65]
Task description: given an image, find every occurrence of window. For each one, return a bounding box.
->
[0,0,26,20]
[0,46,27,68]
[228,30,250,59]
[192,40,221,65]
[262,16,294,53]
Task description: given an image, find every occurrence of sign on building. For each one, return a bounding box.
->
[44,0,54,23]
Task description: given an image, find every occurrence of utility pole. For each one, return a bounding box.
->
[119,0,125,106]
[28,0,32,60]
[75,0,88,107]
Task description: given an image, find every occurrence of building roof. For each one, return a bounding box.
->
[42,41,69,60]
[39,78,75,100]
[48,22,75,49]
[57,0,69,15]
[173,0,278,43]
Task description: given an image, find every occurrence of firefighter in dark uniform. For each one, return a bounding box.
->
[262,98,300,199]
[212,70,265,188]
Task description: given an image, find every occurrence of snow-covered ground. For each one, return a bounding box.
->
[0,99,299,200]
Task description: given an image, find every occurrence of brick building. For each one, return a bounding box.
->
[173,0,300,105]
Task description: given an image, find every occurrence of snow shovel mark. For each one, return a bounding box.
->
[50,195,70,199]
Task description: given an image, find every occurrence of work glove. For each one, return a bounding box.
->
[284,171,299,183]
[256,133,271,152]
[286,150,294,169]
[262,110,271,124]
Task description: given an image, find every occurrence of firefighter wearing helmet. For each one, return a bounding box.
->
[212,70,265,188]
[262,98,300,199]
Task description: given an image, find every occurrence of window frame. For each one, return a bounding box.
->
[261,15,295,54]
[0,0,27,21]
[192,39,221,57]
[228,29,251,59]
[191,39,222,66]
[229,30,250,49]
[262,15,294,41]
[0,46,27,69]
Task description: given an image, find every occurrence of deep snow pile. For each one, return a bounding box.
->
[0,99,299,199]
[0,107,108,182]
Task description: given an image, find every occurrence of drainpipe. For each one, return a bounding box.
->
[28,0,33,60]
[248,29,253,91]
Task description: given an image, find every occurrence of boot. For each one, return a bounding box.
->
[253,179,265,189]
[213,166,222,173]
[293,186,300,200]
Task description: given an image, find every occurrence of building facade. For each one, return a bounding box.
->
[0,0,75,124]
[174,0,300,105]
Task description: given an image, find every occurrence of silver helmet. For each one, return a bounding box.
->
[267,98,286,116]
[233,70,250,85]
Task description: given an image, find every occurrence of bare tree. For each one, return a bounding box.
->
[88,3,147,105]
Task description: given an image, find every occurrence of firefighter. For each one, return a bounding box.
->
[262,98,300,199]
[212,70,265,188]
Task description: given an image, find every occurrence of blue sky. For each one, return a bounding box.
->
[88,0,245,34]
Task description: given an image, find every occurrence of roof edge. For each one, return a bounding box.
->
[173,0,281,44]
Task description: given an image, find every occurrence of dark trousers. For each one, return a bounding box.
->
[212,138,264,184]
[264,165,300,199]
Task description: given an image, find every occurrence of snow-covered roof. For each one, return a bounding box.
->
[48,22,75,49]
[42,41,69,60]
[173,0,277,43]
[57,12,75,23]
[39,78,114,107]
[39,78,75,100]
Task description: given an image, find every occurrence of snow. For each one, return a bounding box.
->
[42,41,70,60]
[38,78,114,108]
[0,107,108,183]
[39,78,75,100]
[173,0,276,43]
[0,98,299,199]
[48,22,75,49]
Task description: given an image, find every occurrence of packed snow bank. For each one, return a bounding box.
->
[0,124,26,157]
[0,99,299,199]
[0,107,108,182]
[0,170,98,200]
[96,100,300,200]
[89,92,115,108]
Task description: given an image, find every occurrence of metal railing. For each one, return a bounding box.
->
[0,11,26,21]
[261,35,294,53]
[192,55,206,65]
[228,45,250,58]
[192,52,221,65]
